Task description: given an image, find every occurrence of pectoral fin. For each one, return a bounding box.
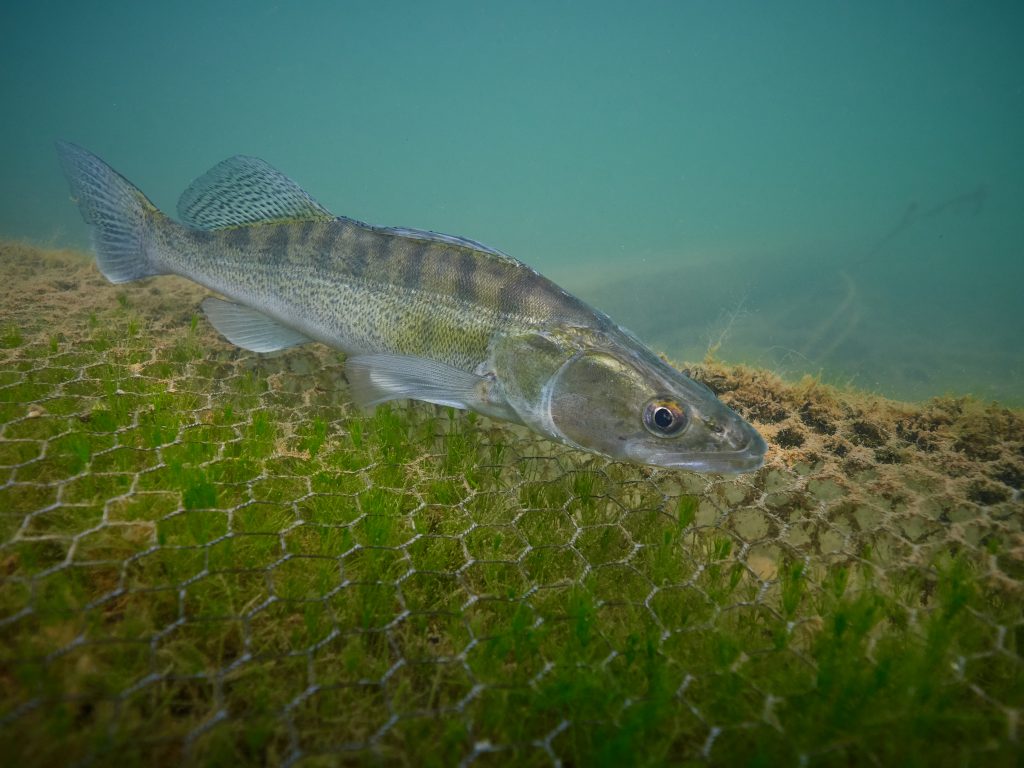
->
[201,297,312,352]
[345,354,490,410]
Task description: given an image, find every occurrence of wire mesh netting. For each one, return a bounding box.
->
[1,242,1021,766]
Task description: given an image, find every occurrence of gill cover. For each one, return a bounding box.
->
[546,351,652,455]
[491,331,659,455]
[489,332,572,443]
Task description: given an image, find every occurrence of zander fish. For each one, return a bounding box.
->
[57,142,767,472]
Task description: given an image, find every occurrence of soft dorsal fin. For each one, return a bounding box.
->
[177,156,334,230]
[378,226,517,262]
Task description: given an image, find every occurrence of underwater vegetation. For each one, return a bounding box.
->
[0,242,1021,766]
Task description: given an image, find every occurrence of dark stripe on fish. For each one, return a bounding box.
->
[265,226,289,260]
[296,220,314,246]
[347,235,369,279]
[189,228,215,245]
[456,250,477,301]
[225,226,251,249]
[316,219,343,256]
[401,241,429,288]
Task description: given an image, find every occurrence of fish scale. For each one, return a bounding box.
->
[57,141,767,472]
[157,216,578,368]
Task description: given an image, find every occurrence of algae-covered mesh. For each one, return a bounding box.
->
[0,243,1021,766]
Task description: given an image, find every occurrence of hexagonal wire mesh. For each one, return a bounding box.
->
[0,242,1021,765]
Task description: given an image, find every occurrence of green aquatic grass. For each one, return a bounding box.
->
[0,270,1021,767]
[8,444,1016,767]
[1,324,24,348]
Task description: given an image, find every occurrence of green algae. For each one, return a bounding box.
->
[0,242,1021,766]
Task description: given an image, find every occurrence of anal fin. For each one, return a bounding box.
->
[201,297,311,352]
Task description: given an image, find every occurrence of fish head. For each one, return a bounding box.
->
[494,328,767,473]
[546,345,766,472]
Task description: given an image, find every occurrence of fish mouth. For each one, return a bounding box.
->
[639,432,769,474]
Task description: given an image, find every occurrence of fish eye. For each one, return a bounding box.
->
[643,398,687,437]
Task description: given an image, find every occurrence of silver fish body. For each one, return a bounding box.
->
[57,142,767,472]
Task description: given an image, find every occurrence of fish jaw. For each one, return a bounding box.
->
[626,427,768,473]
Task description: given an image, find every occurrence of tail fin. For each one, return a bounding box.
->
[56,142,167,283]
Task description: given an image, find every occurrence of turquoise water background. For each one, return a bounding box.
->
[2,1,1021,404]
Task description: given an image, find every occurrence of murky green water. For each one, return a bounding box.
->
[2,1,1021,403]
[0,4,1022,764]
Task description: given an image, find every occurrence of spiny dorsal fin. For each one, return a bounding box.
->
[378,226,517,262]
[178,156,333,230]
